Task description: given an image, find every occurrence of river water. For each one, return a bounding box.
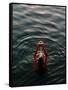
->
[12,3,66,86]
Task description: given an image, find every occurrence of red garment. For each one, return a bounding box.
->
[33,41,48,72]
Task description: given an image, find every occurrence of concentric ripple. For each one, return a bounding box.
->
[12,4,66,86]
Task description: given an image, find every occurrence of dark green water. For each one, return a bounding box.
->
[12,4,66,86]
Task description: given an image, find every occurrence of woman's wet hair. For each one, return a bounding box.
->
[38,57,43,64]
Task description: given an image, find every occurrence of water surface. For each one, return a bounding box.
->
[12,4,66,86]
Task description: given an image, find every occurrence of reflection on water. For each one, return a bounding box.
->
[12,4,66,86]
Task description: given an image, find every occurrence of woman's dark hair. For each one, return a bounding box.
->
[38,57,43,64]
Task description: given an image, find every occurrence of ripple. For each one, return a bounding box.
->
[12,4,66,86]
